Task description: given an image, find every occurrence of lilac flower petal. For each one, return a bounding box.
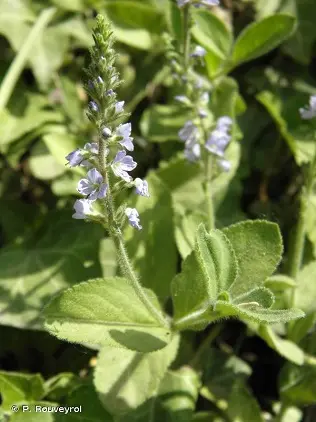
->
[66,149,84,167]
[121,155,137,171]
[184,143,201,162]
[115,101,125,113]
[125,207,142,230]
[84,143,99,154]
[77,179,94,196]
[119,137,134,151]
[135,178,150,197]
[300,95,316,120]
[191,46,206,58]
[72,199,93,219]
[87,168,103,185]
[117,123,131,138]
[98,183,108,199]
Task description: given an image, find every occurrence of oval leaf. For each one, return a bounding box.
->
[232,15,296,66]
[44,277,171,353]
[94,334,179,415]
[223,220,283,297]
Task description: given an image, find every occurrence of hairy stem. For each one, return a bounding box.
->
[205,154,215,230]
[288,150,316,306]
[98,137,168,327]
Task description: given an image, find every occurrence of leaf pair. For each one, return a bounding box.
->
[172,221,304,330]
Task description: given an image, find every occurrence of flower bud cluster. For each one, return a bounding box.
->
[65,15,149,230]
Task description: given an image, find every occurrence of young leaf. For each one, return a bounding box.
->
[0,371,45,410]
[192,9,233,77]
[226,381,264,422]
[231,15,296,67]
[44,277,171,353]
[265,274,296,291]
[232,287,275,308]
[215,301,304,325]
[223,220,283,297]
[94,334,179,415]
[259,325,305,365]
[172,224,238,330]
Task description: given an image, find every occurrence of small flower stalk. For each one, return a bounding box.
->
[65,15,149,230]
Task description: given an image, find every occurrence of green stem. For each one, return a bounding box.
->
[205,154,215,230]
[98,138,168,328]
[0,7,56,112]
[288,151,316,306]
[183,5,191,72]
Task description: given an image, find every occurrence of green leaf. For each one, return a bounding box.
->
[279,332,316,404]
[0,371,45,410]
[44,277,172,353]
[232,15,296,66]
[125,173,177,301]
[172,225,238,330]
[223,220,283,297]
[140,104,189,142]
[44,373,78,402]
[295,261,316,314]
[59,384,113,422]
[193,412,225,421]
[226,381,264,422]
[29,141,66,180]
[281,0,316,64]
[259,325,305,365]
[216,301,304,325]
[94,334,179,415]
[104,1,165,50]
[9,402,58,422]
[257,90,316,165]
[0,210,103,329]
[0,92,63,154]
[232,287,275,308]
[123,367,200,422]
[175,210,207,259]
[192,10,232,77]
[200,348,251,402]
[265,275,297,291]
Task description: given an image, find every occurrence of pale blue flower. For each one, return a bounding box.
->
[191,46,206,58]
[72,199,93,220]
[102,127,112,138]
[125,207,142,230]
[89,101,99,112]
[217,116,233,130]
[135,178,150,197]
[84,142,99,154]
[96,76,104,84]
[111,150,137,182]
[106,89,115,96]
[184,143,201,162]
[66,149,84,167]
[116,123,134,151]
[205,129,230,157]
[77,168,108,200]
[300,95,316,120]
[177,0,190,6]
[218,159,231,172]
[115,101,125,113]
[179,121,198,146]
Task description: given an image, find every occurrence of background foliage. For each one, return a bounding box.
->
[1,0,316,421]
